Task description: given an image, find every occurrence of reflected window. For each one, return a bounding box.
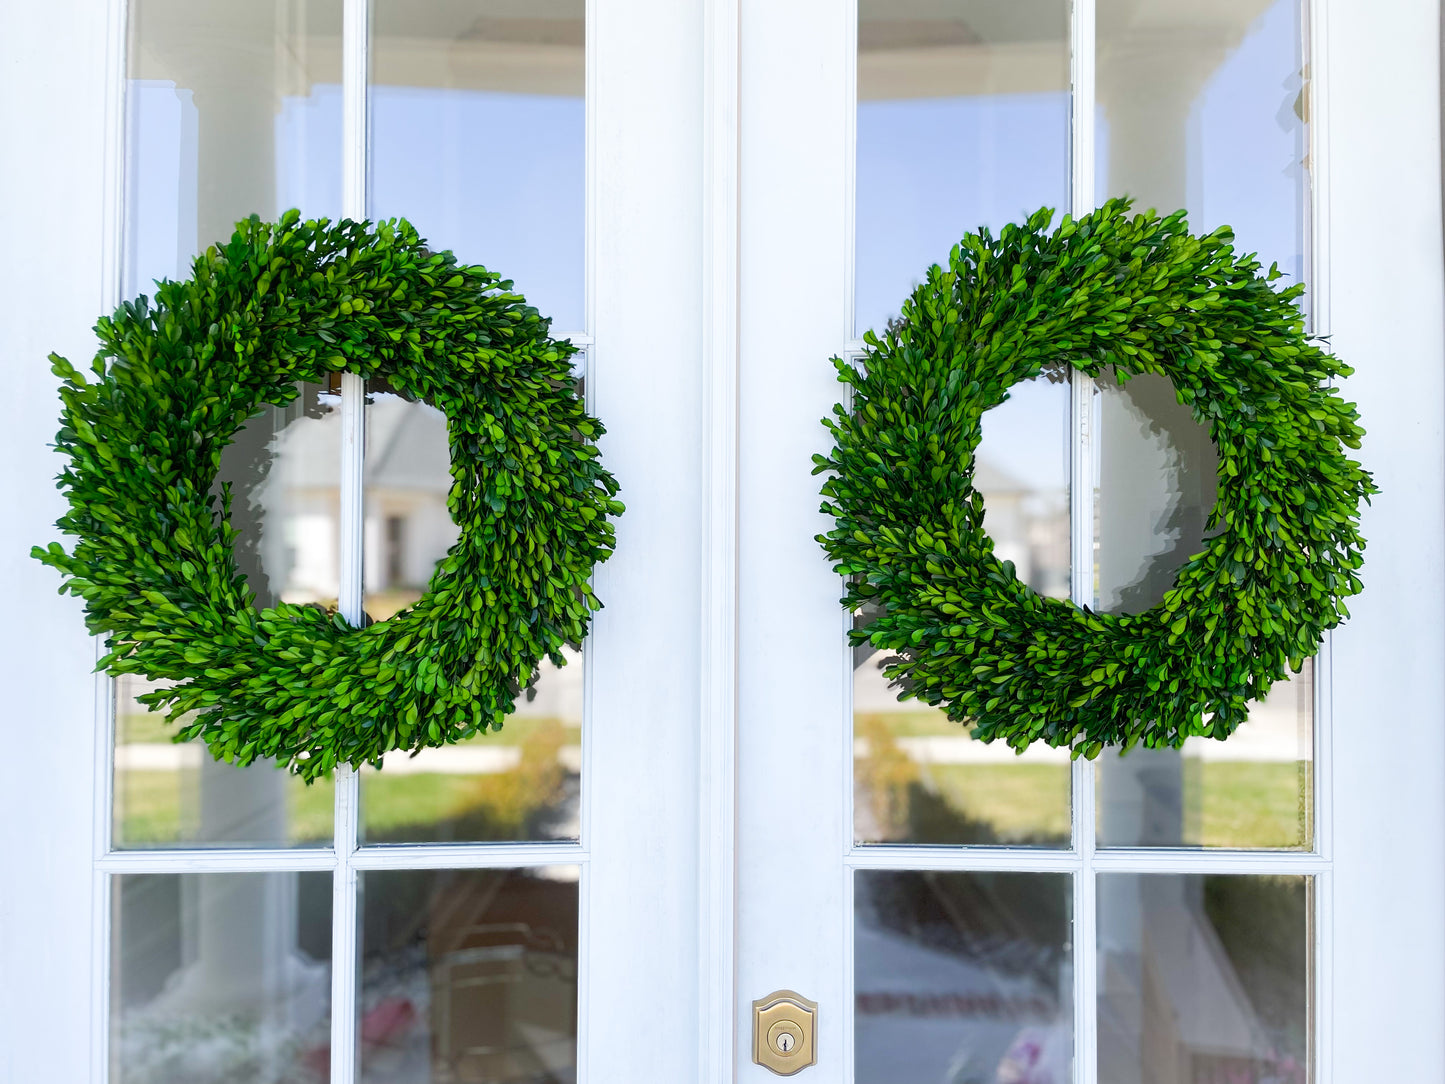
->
[358,867,579,1083]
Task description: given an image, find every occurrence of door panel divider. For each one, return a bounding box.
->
[700,0,741,1078]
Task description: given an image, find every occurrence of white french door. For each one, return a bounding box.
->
[1,1,1444,1082]
[730,1,1445,1083]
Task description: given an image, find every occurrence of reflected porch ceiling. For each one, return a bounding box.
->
[128,0,1278,104]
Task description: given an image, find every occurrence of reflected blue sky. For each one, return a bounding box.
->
[128,82,583,333]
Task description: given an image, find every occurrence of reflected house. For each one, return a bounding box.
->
[256,389,461,615]
[973,456,1069,602]
[362,394,461,608]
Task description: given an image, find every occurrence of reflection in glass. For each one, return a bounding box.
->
[855,378,1070,847]
[1097,663,1313,850]
[1098,0,1306,283]
[358,867,579,1083]
[855,871,1072,1084]
[125,0,342,296]
[112,872,332,1083]
[1098,874,1311,1082]
[113,382,341,848]
[359,385,582,843]
[370,0,585,332]
[855,0,1070,336]
[121,1,343,848]
[1093,373,1314,850]
[114,674,336,847]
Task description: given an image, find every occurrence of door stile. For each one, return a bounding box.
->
[699,0,742,1078]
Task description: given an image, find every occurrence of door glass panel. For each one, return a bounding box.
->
[119,0,343,848]
[125,0,342,296]
[855,870,1073,1083]
[855,378,1071,847]
[358,866,579,1082]
[855,0,1070,337]
[369,0,586,333]
[112,871,333,1083]
[1093,0,1314,852]
[1098,873,1311,1082]
[112,383,341,848]
[114,674,336,848]
[358,382,582,844]
[1096,0,1307,282]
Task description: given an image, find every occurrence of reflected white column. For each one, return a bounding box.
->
[141,0,301,1028]
[1094,38,1222,1083]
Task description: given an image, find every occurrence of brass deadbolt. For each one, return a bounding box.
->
[752,990,817,1075]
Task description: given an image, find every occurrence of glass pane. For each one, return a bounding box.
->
[855,378,1070,847]
[125,0,342,296]
[115,674,336,847]
[1093,0,1312,849]
[1098,874,1311,1082]
[112,380,341,848]
[1097,0,1306,283]
[1097,663,1313,850]
[121,1,343,847]
[855,0,1070,336]
[370,0,585,333]
[1093,375,1313,850]
[358,867,579,1082]
[855,870,1073,1083]
[358,383,582,844]
[112,872,332,1083]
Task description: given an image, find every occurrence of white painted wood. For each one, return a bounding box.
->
[736,0,852,1079]
[1320,1,1445,1079]
[0,0,114,1077]
[581,0,706,1079]
[700,0,741,1078]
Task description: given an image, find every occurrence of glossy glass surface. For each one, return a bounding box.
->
[1097,0,1306,283]
[112,381,341,848]
[121,1,344,848]
[112,872,332,1083]
[125,0,342,296]
[370,0,585,333]
[1093,373,1314,850]
[855,378,1070,847]
[358,867,579,1082]
[855,870,1072,1083]
[855,0,1070,336]
[1098,874,1311,1082]
[359,384,582,844]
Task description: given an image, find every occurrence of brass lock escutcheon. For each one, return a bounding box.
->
[752,990,817,1075]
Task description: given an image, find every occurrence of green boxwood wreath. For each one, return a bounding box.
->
[816,200,1375,757]
[35,212,622,781]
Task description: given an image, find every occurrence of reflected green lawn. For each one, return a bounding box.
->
[115,720,580,846]
[857,711,1311,850]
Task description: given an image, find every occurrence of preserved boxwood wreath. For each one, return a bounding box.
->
[35,212,622,781]
[817,199,1375,757]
